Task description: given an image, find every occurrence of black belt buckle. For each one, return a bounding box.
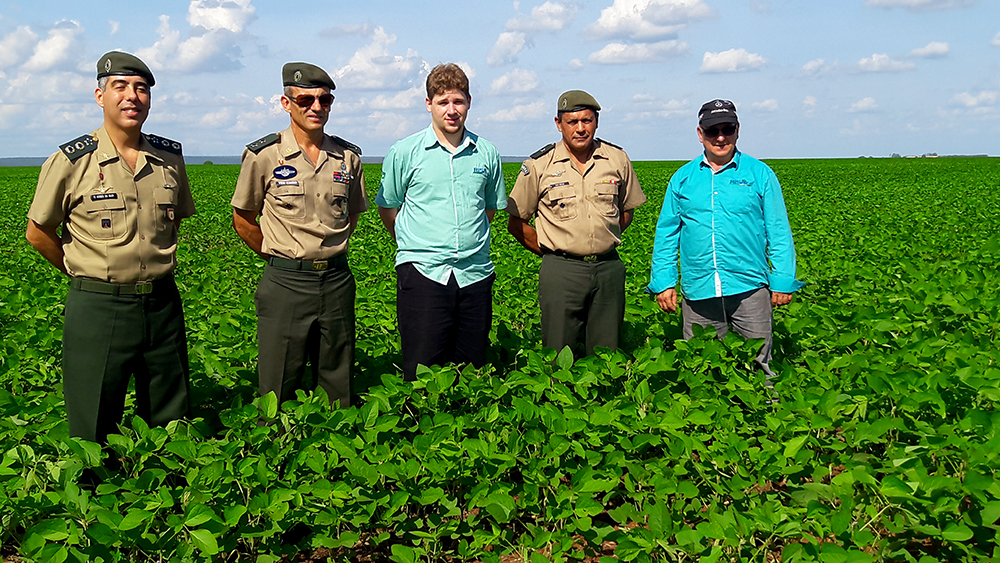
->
[312,260,329,271]
[134,282,153,295]
[583,254,598,262]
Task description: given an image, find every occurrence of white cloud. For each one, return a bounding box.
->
[802,58,834,75]
[992,31,1000,47]
[589,40,688,64]
[368,111,418,140]
[857,53,914,72]
[482,101,547,122]
[865,0,975,10]
[333,27,428,90]
[589,0,713,40]
[505,1,578,32]
[951,91,997,107]
[849,97,878,112]
[657,98,689,117]
[752,99,779,111]
[568,58,584,70]
[487,31,528,66]
[22,20,84,73]
[490,68,540,95]
[187,0,256,32]
[0,26,39,70]
[803,95,817,109]
[911,41,949,58]
[109,20,120,36]
[700,48,766,73]
[199,107,233,128]
[633,93,655,102]
[368,87,423,110]
[749,0,771,13]
[136,13,246,73]
[320,23,375,38]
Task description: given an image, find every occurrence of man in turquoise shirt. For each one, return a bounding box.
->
[376,63,507,380]
[648,99,804,382]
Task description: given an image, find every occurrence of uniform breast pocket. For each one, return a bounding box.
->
[82,194,127,241]
[154,186,178,231]
[543,186,578,221]
[594,185,620,218]
[326,183,350,219]
[267,183,306,219]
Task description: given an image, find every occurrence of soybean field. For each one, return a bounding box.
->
[0,157,998,562]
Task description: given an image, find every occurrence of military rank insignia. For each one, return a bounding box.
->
[101,219,112,229]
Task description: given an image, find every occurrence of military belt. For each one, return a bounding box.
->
[267,254,348,271]
[70,275,171,296]
[544,248,619,263]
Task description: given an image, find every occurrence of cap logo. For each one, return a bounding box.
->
[715,101,723,107]
[293,70,302,82]
[105,59,112,72]
[560,97,568,109]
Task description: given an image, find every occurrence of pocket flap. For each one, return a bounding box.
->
[546,186,576,202]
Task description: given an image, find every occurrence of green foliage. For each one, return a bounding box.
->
[1,158,999,561]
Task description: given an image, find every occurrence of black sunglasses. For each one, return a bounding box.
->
[290,93,334,108]
[703,124,737,138]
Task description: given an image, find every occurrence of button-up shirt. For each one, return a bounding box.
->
[507,139,645,256]
[376,126,507,287]
[648,150,804,300]
[29,126,196,283]
[231,127,369,260]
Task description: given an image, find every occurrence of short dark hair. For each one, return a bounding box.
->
[426,63,470,101]
[557,109,599,121]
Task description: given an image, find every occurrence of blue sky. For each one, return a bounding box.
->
[0,0,996,160]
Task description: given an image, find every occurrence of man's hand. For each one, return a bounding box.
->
[772,291,793,307]
[656,288,678,313]
[25,220,68,275]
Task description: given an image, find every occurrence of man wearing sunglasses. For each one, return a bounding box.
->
[648,99,804,392]
[25,51,195,443]
[232,62,368,409]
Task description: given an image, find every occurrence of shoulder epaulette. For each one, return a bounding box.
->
[246,133,280,154]
[144,134,183,155]
[597,138,622,151]
[329,135,362,156]
[530,143,555,160]
[59,134,99,162]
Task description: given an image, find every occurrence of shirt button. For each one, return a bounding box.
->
[141,265,146,270]
[138,204,142,209]
[141,235,145,240]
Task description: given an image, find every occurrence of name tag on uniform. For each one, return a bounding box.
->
[91,193,119,201]
[276,180,299,186]
[548,181,570,188]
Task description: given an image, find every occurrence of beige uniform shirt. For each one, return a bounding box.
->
[507,139,646,256]
[28,126,196,283]
[231,127,369,260]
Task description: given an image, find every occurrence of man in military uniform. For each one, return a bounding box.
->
[25,51,195,443]
[507,90,646,358]
[232,62,367,408]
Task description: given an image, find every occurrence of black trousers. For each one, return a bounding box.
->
[255,262,355,408]
[63,277,190,443]
[395,263,494,380]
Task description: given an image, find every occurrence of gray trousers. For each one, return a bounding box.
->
[254,263,355,408]
[682,287,775,377]
[539,254,626,358]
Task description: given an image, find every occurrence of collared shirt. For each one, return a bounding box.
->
[28,126,196,283]
[375,126,507,287]
[648,150,804,300]
[231,127,369,260]
[507,139,646,256]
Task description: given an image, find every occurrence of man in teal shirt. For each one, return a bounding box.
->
[649,99,804,380]
[376,63,506,380]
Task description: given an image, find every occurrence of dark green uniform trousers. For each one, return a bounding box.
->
[63,277,191,443]
[254,261,355,408]
[538,253,626,358]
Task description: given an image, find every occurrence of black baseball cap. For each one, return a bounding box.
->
[698,99,738,128]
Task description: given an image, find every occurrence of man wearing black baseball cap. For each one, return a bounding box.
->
[648,99,804,396]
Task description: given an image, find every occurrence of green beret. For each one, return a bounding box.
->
[96,51,154,87]
[557,90,600,113]
[282,62,336,90]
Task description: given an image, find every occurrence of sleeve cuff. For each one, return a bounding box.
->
[769,275,805,294]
